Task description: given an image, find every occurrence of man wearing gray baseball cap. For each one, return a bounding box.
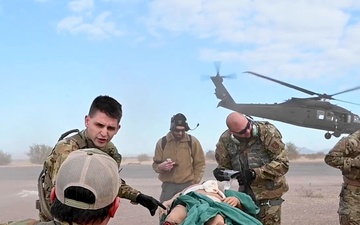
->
[1,149,121,225]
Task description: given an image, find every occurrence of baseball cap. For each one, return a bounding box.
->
[171,113,190,131]
[55,148,120,210]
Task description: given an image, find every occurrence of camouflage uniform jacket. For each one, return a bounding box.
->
[43,129,139,202]
[152,132,206,184]
[215,122,289,200]
[324,130,360,182]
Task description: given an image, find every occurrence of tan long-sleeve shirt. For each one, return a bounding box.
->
[152,132,206,184]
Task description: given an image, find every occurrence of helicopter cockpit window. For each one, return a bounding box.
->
[317,110,325,120]
[325,112,334,121]
[354,115,360,123]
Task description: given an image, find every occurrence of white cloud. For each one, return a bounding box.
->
[68,0,94,13]
[57,12,124,39]
[146,0,360,80]
[57,16,83,30]
[146,0,352,45]
[57,0,124,39]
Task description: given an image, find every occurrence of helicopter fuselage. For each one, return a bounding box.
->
[217,98,360,135]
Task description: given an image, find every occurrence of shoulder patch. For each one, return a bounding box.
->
[270,141,281,150]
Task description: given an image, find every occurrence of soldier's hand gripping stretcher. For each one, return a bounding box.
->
[135,193,167,216]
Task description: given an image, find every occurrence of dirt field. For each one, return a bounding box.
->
[0,159,342,224]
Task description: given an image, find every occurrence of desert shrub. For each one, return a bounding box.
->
[27,144,52,164]
[303,152,326,160]
[137,153,150,162]
[0,150,11,166]
[296,185,324,198]
[286,142,300,160]
[206,150,216,161]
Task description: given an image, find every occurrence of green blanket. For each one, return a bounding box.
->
[161,190,262,225]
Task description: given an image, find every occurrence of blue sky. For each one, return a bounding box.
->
[1,0,360,159]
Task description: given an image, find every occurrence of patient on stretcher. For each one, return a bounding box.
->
[159,180,262,225]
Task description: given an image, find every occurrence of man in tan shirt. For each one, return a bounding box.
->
[152,113,206,202]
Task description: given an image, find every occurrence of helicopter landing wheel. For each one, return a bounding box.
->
[333,132,341,138]
[325,132,331,139]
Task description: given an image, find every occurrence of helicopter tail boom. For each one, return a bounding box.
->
[211,75,236,107]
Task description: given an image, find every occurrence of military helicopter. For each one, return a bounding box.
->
[210,62,360,139]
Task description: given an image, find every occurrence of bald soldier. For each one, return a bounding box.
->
[36,95,164,221]
[324,130,360,224]
[212,112,289,225]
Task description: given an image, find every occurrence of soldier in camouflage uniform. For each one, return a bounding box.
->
[37,95,164,221]
[213,112,289,225]
[324,130,360,225]
[1,149,123,225]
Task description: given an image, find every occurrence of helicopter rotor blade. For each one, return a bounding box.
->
[330,86,360,97]
[332,98,360,106]
[202,73,237,81]
[214,61,221,75]
[244,71,321,97]
[200,74,211,81]
[245,71,360,104]
[222,73,237,79]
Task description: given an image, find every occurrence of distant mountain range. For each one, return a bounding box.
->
[298,147,329,154]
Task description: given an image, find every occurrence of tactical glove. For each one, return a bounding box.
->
[245,169,256,183]
[213,168,231,181]
[136,193,166,216]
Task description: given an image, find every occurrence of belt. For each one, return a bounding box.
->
[259,198,284,207]
[343,176,360,187]
[343,183,359,192]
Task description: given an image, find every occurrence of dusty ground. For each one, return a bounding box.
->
[0,159,342,224]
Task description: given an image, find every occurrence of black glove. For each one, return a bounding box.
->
[213,168,231,181]
[136,193,166,216]
[245,169,256,183]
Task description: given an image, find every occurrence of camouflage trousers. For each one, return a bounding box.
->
[338,183,360,225]
[258,199,282,225]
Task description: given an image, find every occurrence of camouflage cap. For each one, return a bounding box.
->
[55,148,120,210]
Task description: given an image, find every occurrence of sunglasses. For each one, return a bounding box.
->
[173,128,186,133]
[234,120,251,135]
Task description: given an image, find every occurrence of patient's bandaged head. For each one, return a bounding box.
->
[202,180,220,193]
[183,180,226,201]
